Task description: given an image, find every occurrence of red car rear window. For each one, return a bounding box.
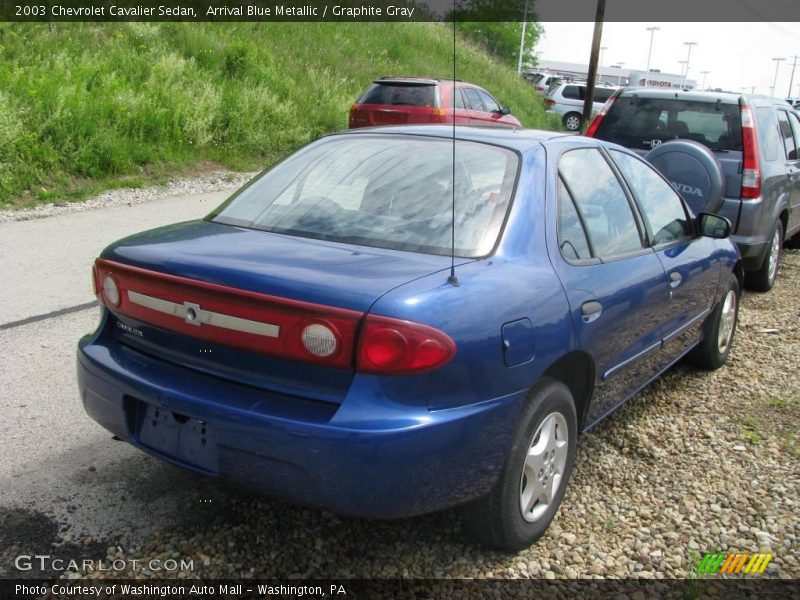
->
[359,83,436,107]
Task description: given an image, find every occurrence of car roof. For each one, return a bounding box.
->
[619,87,745,103]
[336,125,572,152]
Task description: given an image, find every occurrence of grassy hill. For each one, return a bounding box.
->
[0,22,557,208]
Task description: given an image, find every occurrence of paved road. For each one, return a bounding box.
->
[0,190,228,327]
[0,191,238,577]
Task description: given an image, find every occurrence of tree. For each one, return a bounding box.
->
[457,21,542,68]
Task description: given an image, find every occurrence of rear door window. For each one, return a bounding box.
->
[359,83,436,107]
[755,107,781,162]
[777,110,798,160]
[594,97,743,152]
[558,148,644,258]
[610,150,693,244]
[562,85,583,100]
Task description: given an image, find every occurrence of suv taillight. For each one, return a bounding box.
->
[585,90,620,137]
[544,98,556,107]
[430,107,447,123]
[740,101,761,199]
[357,315,456,375]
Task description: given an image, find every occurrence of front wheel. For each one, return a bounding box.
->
[745,220,783,292]
[562,112,583,132]
[461,378,577,551]
[688,276,740,370]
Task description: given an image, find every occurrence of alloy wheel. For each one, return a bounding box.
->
[519,412,569,523]
[716,289,737,354]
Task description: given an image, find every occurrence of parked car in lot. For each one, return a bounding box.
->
[348,77,520,128]
[529,72,562,94]
[587,88,800,291]
[545,81,618,131]
[79,126,741,551]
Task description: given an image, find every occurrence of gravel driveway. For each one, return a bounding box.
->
[68,251,799,581]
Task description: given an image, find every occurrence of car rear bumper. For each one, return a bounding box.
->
[77,333,524,519]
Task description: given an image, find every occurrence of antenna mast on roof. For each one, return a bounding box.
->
[448,1,460,287]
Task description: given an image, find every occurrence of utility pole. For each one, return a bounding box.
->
[701,70,710,90]
[682,41,697,88]
[788,55,799,98]
[644,26,660,86]
[516,0,530,75]
[772,57,785,97]
[583,0,606,127]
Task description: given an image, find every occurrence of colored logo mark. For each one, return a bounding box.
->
[696,552,773,574]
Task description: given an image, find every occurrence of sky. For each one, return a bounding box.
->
[534,22,800,97]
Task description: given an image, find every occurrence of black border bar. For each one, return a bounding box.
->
[2,0,800,23]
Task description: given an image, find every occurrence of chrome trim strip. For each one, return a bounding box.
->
[602,340,662,381]
[662,307,711,345]
[127,290,280,338]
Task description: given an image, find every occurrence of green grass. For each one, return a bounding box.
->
[0,22,559,208]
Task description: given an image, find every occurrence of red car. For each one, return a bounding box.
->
[349,77,521,128]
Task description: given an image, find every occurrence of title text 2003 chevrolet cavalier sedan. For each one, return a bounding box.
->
[78,126,741,550]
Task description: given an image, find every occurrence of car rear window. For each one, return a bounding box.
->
[594,97,743,152]
[358,83,436,107]
[209,135,519,258]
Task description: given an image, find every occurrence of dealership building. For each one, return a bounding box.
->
[533,59,697,90]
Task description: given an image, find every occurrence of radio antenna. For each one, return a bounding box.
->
[447,1,460,287]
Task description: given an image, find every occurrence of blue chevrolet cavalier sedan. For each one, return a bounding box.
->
[78,126,742,550]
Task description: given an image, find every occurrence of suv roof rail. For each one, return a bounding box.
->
[378,76,462,82]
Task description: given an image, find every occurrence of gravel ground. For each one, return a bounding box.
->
[0,171,258,223]
[67,250,799,581]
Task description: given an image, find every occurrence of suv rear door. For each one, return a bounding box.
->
[591,95,744,230]
[779,110,800,236]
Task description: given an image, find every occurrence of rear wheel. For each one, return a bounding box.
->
[563,112,583,132]
[461,378,577,551]
[746,220,783,292]
[689,276,740,370]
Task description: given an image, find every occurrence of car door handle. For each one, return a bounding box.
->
[669,272,682,288]
[581,301,603,324]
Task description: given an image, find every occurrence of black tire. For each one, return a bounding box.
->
[745,220,783,292]
[688,276,740,370]
[562,112,583,132]
[461,378,577,552]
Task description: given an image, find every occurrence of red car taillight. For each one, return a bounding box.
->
[348,103,357,127]
[544,98,556,107]
[740,101,761,199]
[584,90,620,137]
[430,107,448,123]
[357,315,456,375]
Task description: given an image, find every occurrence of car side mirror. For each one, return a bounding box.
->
[497,107,511,115]
[698,213,731,239]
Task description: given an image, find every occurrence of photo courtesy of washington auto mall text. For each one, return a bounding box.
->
[1,0,799,599]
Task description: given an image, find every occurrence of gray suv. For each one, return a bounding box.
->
[587,89,800,291]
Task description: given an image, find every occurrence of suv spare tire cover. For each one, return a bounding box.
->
[644,139,724,215]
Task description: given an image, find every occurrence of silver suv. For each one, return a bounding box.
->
[588,88,800,291]
[544,81,618,131]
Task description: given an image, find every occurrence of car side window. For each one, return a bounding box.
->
[463,88,484,111]
[557,176,592,260]
[562,85,583,100]
[755,107,780,162]
[787,112,800,159]
[777,110,797,160]
[610,150,693,245]
[453,88,466,109]
[558,148,644,258]
[477,90,500,113]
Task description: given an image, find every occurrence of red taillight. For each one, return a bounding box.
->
[357,315,455,375]
[740,102,761,199]
[584,91,619,138]
[544,98,556,107]
[348,104,357,127]
[430,107,447,123]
